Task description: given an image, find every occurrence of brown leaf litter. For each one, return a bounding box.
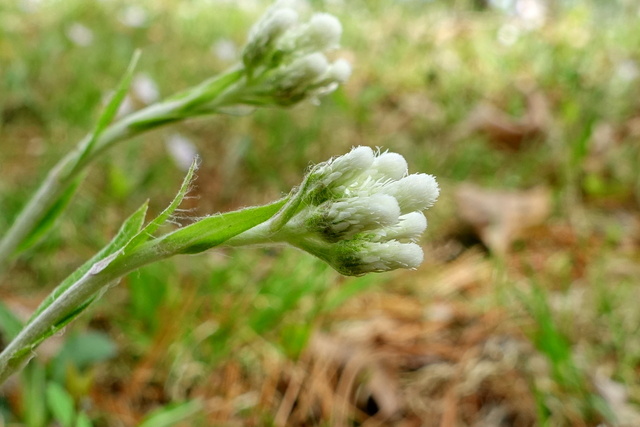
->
[455,184,552,255]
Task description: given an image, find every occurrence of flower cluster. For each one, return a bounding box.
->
[240,0,351,106]
[228,146,439,276]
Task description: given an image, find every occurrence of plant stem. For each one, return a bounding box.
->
[0,70,246,274]
[0,240,165,384]
[0,198,286,383]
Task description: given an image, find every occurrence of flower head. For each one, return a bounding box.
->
[239,2,350,106]
[260,146,439,275]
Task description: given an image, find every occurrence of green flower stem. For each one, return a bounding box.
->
[0,198,286,384]
[0,69,246,274]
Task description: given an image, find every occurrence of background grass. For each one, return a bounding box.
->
[2,0,640,425]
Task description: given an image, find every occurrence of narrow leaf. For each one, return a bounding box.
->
[12,298,96,364]
[125,159,198,251]
[16,176,83,254]
[29,201,148,321]
[22,363,47,427]
[74,50,141,169]
[46,382,76,427]
[160,198,286,255]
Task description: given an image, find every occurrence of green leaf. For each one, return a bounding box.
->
[125,159,198,251]
[0,300,23,341]
[160,198,286,255]
[16,176,82,254]
[73,50,141,170]
[138,400,203,427]
[22,363,47,427]
[29,201,148,321]
[5,202,146,371]
[46,382,76,427]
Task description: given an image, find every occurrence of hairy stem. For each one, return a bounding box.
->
[0,70,246,274]
[0,240,165,384]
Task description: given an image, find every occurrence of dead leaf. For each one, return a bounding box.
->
[454,184,551,254]
[461,92,550,151]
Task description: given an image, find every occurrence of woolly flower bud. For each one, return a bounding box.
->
[370,151,408,181]
[303,58,352,101]
[267,52,330,104]
[311,146,375,193]
[383,173,440,213]
[243,7,299,71]
[330,241,424,276]
[276,13,342,57]
[286,147,438,275]
[326,59,352,83]
[278,53,329,89]
[309,194,400,242]
[372,212,428,243]
[227,147,439,276]
[238,3,349,106]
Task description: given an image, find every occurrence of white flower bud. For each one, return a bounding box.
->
[243,7,299,69]
[276,12,342,57]
[327,59,352,83]
[312,146,375,192]
[370,151,408,180]
[314,194,400,241]
[373,212,427,243]
[383,173,440,213]
[228,147,439,276]
[305,13,342,51]
[362,241,424,270]
[337,241,424,275]
[267,52,329,103]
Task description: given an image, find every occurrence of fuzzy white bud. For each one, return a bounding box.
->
[305,13,342,51]
[276,12,342,57]
[370,151,408,180]
[373,212,427,243]
[270,52,329,102]
[316,194,400,240]
[383,173,440,213]
[351,241,424,274]
[230,147,439,276]
[313,146,375,191]
[243,7,299,69]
